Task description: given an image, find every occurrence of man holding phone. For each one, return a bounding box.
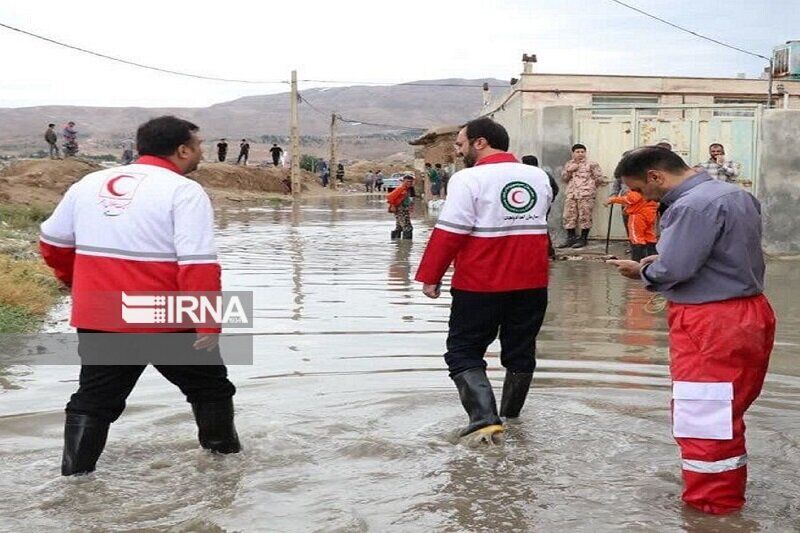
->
[608,146,774,515]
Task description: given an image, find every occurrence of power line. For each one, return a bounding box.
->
[0,21,289,84]
[606,0,770,61]
[298,93,425,131]
[301,79,507,88]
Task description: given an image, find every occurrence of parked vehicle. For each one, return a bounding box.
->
[384,172,413,192]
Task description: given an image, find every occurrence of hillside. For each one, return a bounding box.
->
[0,79,504,160]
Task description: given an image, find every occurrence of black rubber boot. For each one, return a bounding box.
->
[402,229,413,240]
[390,229,401,240]
[191,399,242,454]
[499,371,533,418]
[557,229,577,248]
[452,368,503,439]
[61,413,110,476]
[572,229,590,248]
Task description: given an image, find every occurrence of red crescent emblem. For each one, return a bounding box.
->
[107,175,132,197]
[511,190,525,204]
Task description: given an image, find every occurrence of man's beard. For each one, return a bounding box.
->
[463,147,478,168]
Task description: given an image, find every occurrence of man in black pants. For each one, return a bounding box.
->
[415,118,552,442]
[270,143,283,167]
[40,115,241,476]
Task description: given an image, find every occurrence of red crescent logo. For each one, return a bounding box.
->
[511,190,525,204]
[107,175,132,197]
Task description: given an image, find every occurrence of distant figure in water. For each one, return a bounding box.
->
[387,174,415,240]
[40,115,241,476]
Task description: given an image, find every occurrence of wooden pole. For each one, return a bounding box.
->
[329,113,337,190]
[290,70,301,197]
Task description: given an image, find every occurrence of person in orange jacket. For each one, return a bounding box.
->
[387,174,415,239]
[605,190,658,261]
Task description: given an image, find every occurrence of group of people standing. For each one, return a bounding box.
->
[44,122,79,158]
[36,113,773,518]
[216,139,284,167]
[557,141,741,261]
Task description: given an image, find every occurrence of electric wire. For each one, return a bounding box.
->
[298,93,425,131]
[606,0,770,61]
[0,21,289,84]
[300,79,507,88]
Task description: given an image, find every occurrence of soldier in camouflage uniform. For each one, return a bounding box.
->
[559,144,604,248]
[387,174,416,239]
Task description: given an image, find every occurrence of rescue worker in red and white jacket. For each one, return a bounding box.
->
[609,147,775,515]
[40,116,241,476]
[415,117,552,442]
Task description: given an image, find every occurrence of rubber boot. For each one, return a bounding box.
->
[191,399,242,454]
[451,368,503,440]
[499,371,533,418]
[557,229,577,248]
[390,229,401,240]
[402,229,413,240]
[61,413,110,476]
[572,228,590,248]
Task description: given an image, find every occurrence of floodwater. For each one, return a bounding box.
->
[1,195,799,532]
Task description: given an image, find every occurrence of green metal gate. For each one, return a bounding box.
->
[573,104,762,239]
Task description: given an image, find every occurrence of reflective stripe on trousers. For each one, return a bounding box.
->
[682,454,747,474]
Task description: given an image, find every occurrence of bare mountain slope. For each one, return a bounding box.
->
[0,79,504,158]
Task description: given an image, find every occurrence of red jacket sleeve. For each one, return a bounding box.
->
[415,228,470,284]
[39,240,76,287]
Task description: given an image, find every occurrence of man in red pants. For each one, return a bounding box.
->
[608,147,775,515]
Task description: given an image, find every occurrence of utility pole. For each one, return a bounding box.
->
[290,70,301,196]
[329,113,337,191]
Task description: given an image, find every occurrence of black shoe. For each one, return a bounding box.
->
[557,229,577,249]
[61,413,110,476]
[402,229,413,240]
[499,371,533,418]
[390,229,401,240]
[191,399,242,454]
[452,368,503,439]
[572,229,590,248]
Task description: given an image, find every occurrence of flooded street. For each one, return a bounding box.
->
[1,195,799,532]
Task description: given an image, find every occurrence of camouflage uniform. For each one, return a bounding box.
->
[394,203,412,233]
[561,159,604,230]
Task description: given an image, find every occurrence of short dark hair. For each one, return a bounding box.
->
[48,123,55,128]
[242,138,246,142]
[572,143,586,152]
[521,155,539,166]
[136,115,199,157]
[434,163,441,168]
[614,146,690,181]
[425,162,431,167]
[709,143,725,151]
[464,117,509,151]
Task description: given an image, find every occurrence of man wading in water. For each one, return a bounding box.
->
[609,147,775,514]
[40,116,242,476]
[415,117,552,443]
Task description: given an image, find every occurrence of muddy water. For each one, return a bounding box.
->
[1,196,799,532]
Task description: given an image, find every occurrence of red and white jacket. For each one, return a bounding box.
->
[39,156,220,332]
[415,153,552,292]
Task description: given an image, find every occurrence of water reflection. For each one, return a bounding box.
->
[0,195,797,531]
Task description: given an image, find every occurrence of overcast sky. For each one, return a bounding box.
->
[1,0,796,108]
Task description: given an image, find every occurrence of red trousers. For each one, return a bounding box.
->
[668,294,775,514]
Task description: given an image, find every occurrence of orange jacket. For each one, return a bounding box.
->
[608,191,658,245]
[387,183,411,207]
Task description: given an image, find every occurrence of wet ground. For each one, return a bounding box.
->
[1,195,799,532]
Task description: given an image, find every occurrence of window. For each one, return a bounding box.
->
[591,95,659,117]
[713,97,772,117]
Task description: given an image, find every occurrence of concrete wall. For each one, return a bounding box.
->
[759,109,800,256]
[538,106,575,244]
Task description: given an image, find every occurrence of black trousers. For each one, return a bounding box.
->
[631,243,658,261]
[444,288,548,377]
[66,331,236,423]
